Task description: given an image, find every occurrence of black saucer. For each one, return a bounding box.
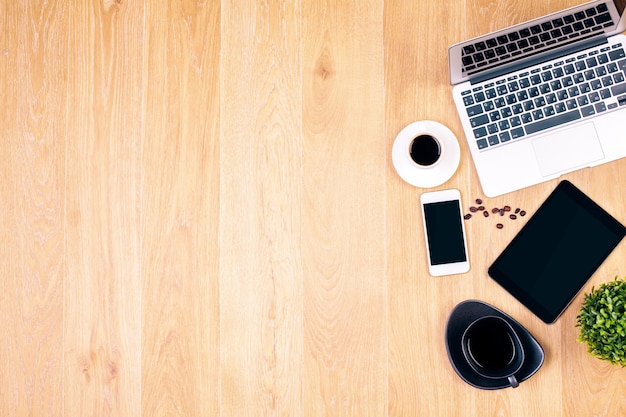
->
[445,300,545,390]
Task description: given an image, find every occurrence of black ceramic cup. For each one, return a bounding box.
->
[461,315,525,388]
[409,134,441,167]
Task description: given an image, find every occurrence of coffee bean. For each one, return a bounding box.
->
[462,196,529,229]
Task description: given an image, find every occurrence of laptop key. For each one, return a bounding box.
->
[511,127,525,139]
[580,82,591,93]
[470,114,490,127]
[595,13,612,25]
[555,103,567,113]
[609,48,625,61]
[586,56,598,67]
[581,105,595,117]
[473,127,488,139]
[573,73,585,83]
[611,82,626,97]
[466,104,484,117]
[524,110,581,135]
[485,88,497,99]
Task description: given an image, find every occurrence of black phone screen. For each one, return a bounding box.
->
[423,200,467,265]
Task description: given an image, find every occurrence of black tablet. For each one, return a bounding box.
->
[488,181,626,324]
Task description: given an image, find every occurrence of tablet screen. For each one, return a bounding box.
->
[488,181,626,324]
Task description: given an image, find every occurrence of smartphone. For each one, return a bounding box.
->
[420,189,470,276]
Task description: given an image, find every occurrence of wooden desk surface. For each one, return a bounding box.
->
[1,0,625,415]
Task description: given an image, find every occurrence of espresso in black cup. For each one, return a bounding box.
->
[461,316,524,388]
[409,134,441,166]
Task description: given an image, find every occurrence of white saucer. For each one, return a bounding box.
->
[392,120,461,188]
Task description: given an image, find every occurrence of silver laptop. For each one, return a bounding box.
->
[449,0,626,197]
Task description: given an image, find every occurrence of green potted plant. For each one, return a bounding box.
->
[576,277,626,367]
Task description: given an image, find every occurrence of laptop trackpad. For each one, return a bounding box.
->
[532,123,604,177]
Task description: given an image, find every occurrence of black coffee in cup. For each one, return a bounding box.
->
[465,318,516,371]
[409,134,441,166]
[461,315,524,387]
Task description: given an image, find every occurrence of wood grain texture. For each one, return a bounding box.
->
[141,1,220,417]
[2,0,626,416]
[1,1,66,415]
[64,1,143,415]
[220,1,304,416]
[302,1,386,415]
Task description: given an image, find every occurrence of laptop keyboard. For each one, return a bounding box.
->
[461,2,614,75]
[460,43,626,151]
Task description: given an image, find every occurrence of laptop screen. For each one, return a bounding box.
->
[449,0,626,84]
